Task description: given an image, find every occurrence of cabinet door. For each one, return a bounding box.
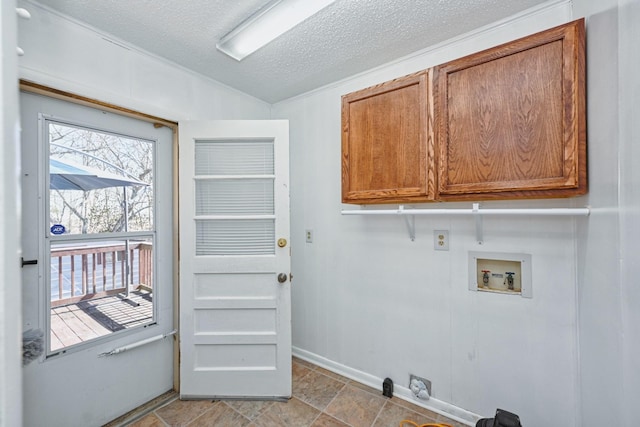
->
[341,71,434,204]
[434,19,586,200]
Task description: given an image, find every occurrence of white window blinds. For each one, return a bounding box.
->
[195,140,273,175]
[194,140,275,256]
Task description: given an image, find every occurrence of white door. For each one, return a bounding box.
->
[179,120,291,399]
[20,91,175,427]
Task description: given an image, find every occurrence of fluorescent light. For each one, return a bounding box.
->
[216,0,336,61]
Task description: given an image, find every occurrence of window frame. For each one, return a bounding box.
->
[42,114,159,357]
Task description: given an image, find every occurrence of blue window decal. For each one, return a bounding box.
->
[50,224,66,235]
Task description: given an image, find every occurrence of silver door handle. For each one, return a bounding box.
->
[277,273,288,283]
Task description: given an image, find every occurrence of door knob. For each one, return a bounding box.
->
[277,238,287,248]
[277,273,288,283]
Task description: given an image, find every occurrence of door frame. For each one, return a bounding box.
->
[19,80,182,390]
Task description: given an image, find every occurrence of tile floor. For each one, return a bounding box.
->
[111,357,467,427]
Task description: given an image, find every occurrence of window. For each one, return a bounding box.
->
[46,121,156,353]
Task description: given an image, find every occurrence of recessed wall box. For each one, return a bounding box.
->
[469,251,532,298]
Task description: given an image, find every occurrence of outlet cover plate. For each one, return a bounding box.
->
[434,230,449,251]
[409,374,432,399]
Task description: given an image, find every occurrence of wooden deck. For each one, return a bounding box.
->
[50,290,153,351]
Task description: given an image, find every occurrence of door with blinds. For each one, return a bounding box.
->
[178,120,291,398]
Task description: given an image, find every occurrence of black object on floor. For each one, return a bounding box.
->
[476,408,522,427]
[382,377,394,398]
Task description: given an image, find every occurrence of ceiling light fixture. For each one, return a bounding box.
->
[216,0,336,61]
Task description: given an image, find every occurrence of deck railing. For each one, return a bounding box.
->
[50,242,153,307]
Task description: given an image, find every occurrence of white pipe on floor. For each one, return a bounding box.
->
[99,329,177,357]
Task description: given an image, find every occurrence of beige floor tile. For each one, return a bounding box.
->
[310,413,351,427]
[127,413,166,427]
[293,369,347,410]
[347,379,387,398]
[293,360,315,380]
[389,396,441,420]
[293,356,316,369]
[155,399,216,426]
[252,397,321,427]
[324,384,387,427]
[314,367,350,383]
[186,401,251,426]
[107,358,467,427]
[224,400,275,421]
[373,400,439,427]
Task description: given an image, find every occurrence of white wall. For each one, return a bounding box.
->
[17,0,271,121]
[274,2,584,425]
[0,1,23,426]
[617,1,640,424]
[572,1,621,425]
[572,0,640,425]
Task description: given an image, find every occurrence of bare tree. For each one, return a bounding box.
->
[49,123,154,235]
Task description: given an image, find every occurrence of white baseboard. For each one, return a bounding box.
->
[292,346,480,426]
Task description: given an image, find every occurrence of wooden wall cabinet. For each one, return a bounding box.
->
[341,70,434,204]
[341,19,586,204]
[433,19,586,200]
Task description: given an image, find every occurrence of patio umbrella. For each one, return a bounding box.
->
[49,157,149,299]
[50,158,148,191]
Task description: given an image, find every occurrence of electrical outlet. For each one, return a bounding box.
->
[409,374,432,400]
[434,230,449,251]
[305,229,313,243]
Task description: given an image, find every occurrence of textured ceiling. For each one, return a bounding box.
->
[30,0,551,103]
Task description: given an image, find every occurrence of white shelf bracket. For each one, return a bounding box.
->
[473,203,483,244]
[399,205,416,241]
